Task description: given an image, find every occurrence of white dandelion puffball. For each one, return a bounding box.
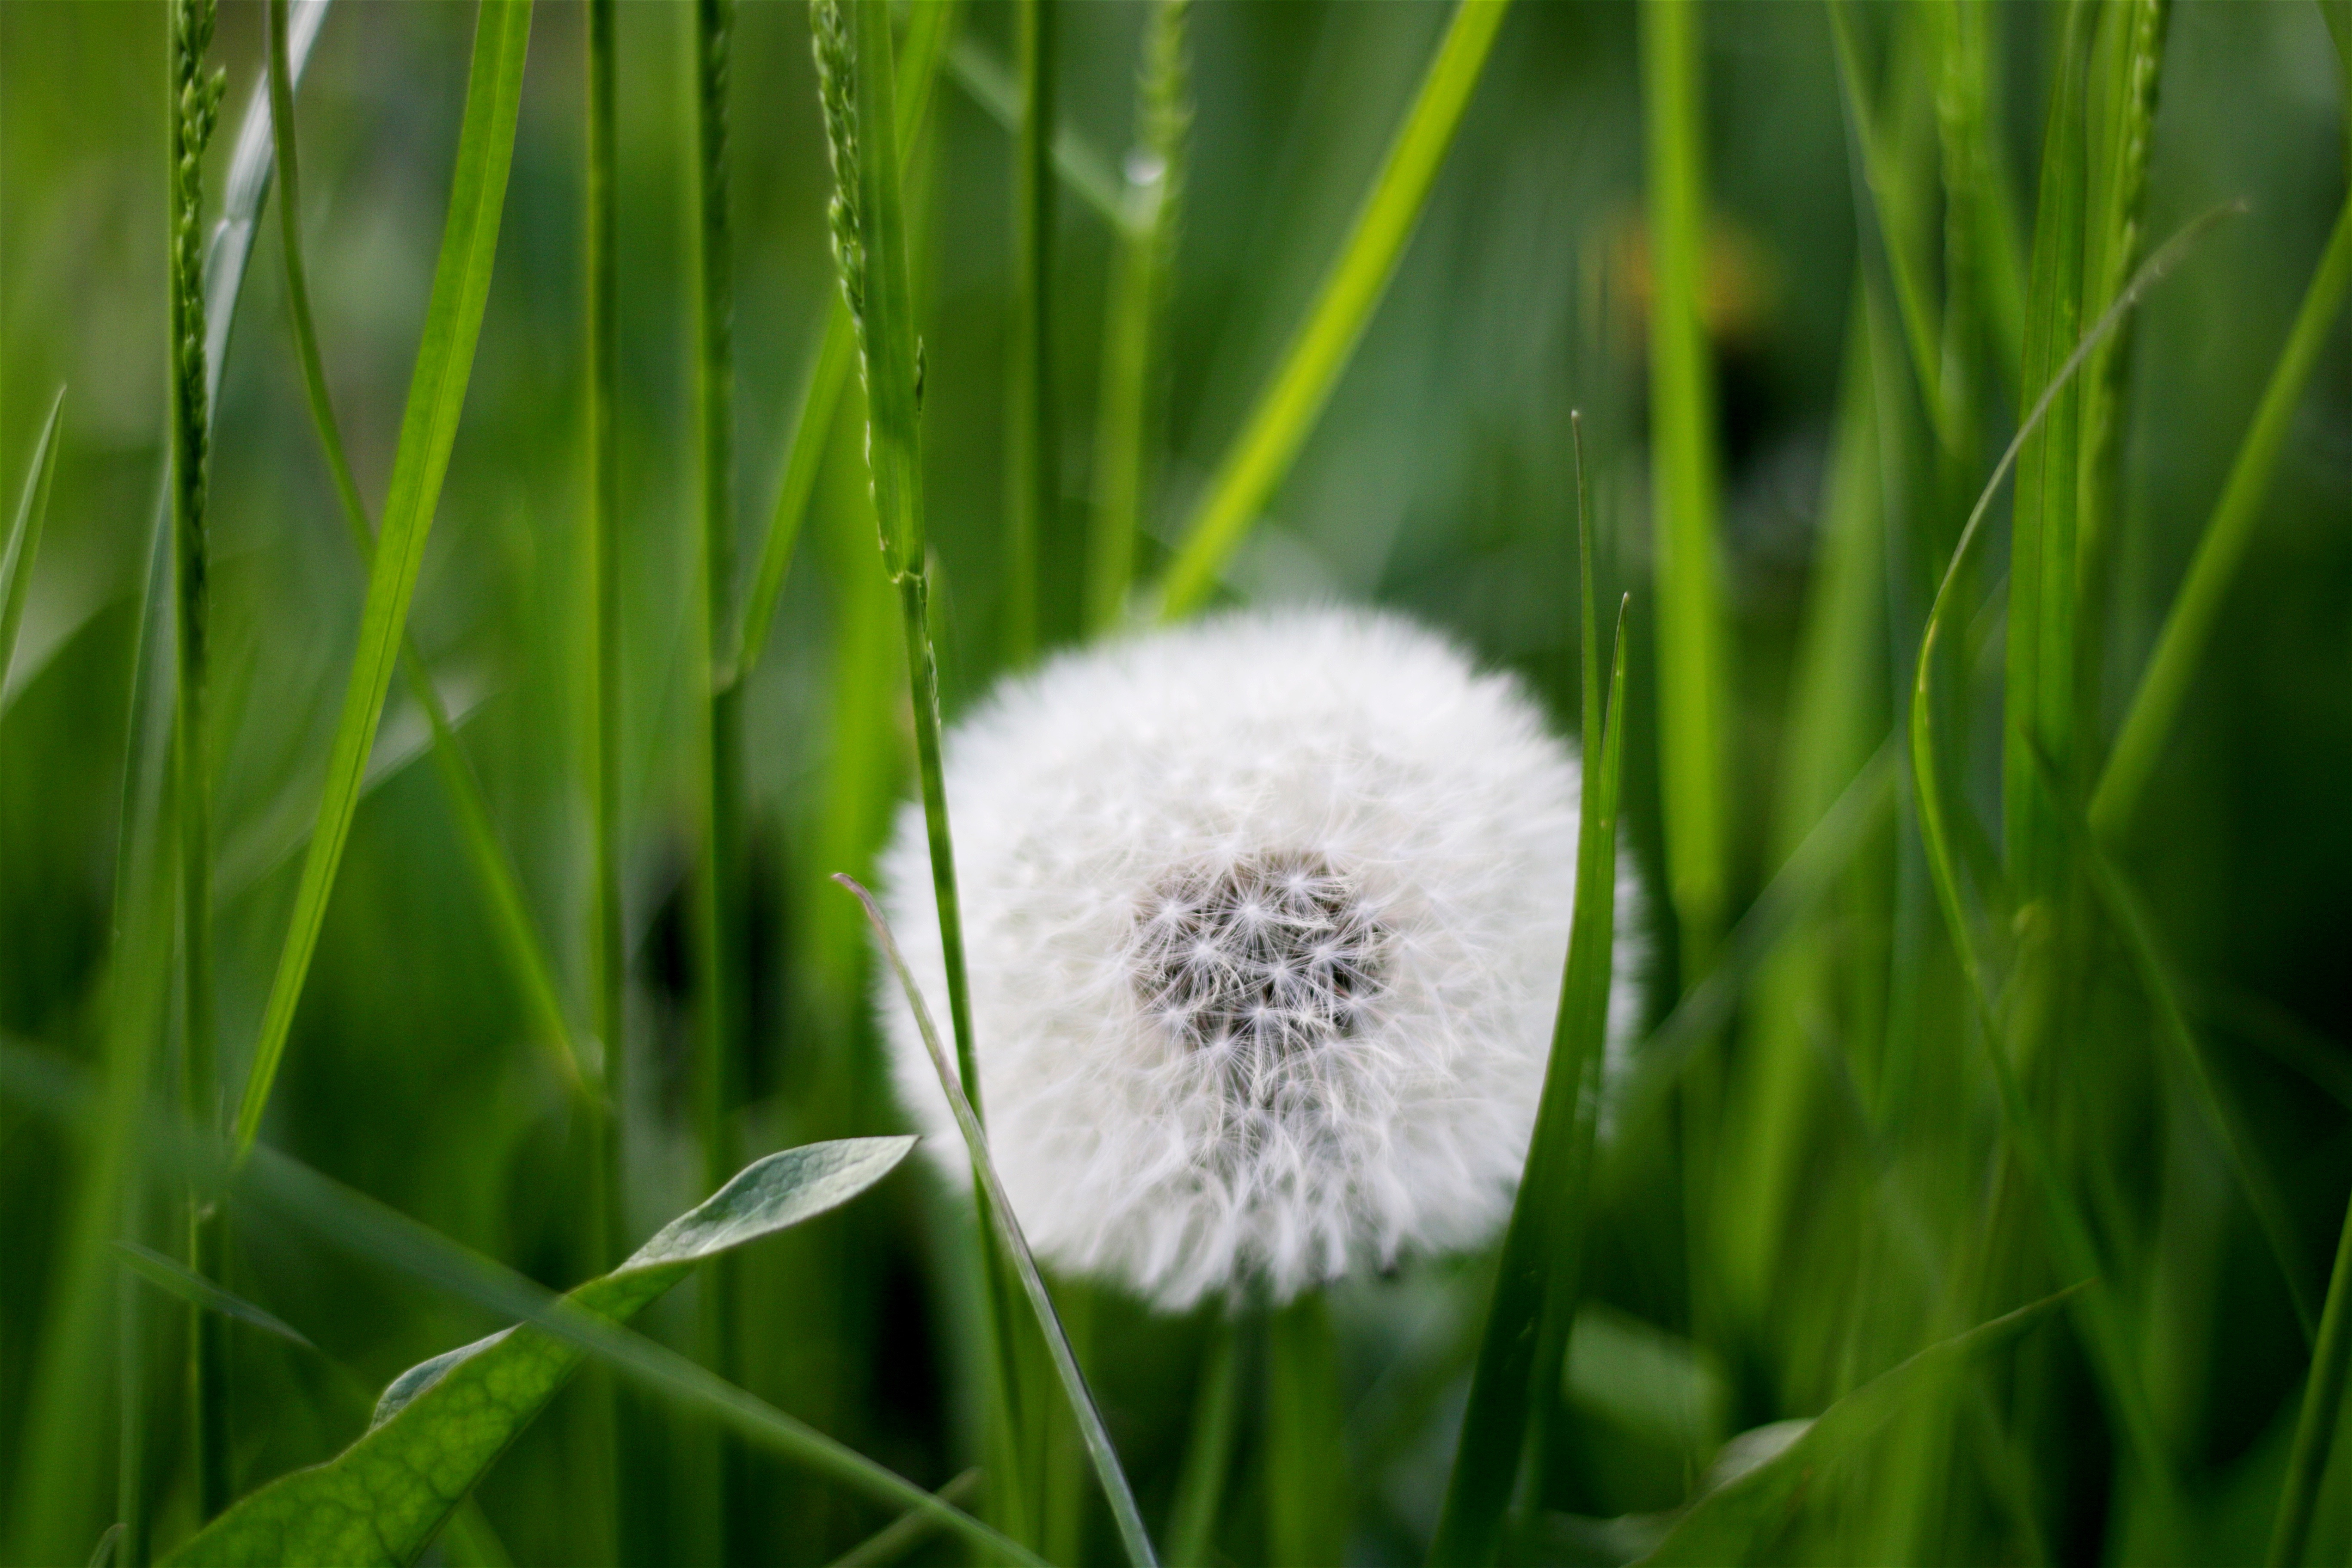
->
[875,604,1641,1311]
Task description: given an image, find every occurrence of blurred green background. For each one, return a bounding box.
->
[3,1,2348,1564]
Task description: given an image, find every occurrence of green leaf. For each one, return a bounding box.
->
[1152,0,1511,620]
[1632,1286,2084,1567]
[233,0,534,1158]
[843,874,1162,1568]
[0,386,64,696]
[112,1241,315,1351]
[162,1137,914,1567]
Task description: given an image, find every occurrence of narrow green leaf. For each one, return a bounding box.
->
[2093,193,2352,836]
[1162,1311,1240,1567]
[266,0,582,1095]
[1632,1285,2085,1567]
[824,1469,983,1568]
[1152,0,1512,620]
[843,874,1162,1568]
[233,0,534,1159]
[1001,0,1057,667]
[0,386,64,696]
[112,1242,315,1351]
[1429,579,1629,1568]
[1086,0,1189,634]
[163,1138,915,1568]
[2271,1188,2352,1567]
[1640,0,1729,966]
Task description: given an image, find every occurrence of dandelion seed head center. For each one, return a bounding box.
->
[1131,853,1385,1060]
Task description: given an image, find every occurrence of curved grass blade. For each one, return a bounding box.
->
[112,1241,315,1351]
[266,0,581,1094]
[2270,1188,2352,1567]
[0,387,64,696]
[233,0,534,1159]
[1908,207,2236,1542]
[1632,1285,2086,1567]
[733,0,957,684]
[164,1137,916,1567]
[2093,194,2352,837]
[842,874,1162,1568]
[1152,0,1512,621]
[1430,561,1629,1568]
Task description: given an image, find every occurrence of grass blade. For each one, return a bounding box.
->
[1429,539,1630,1568]
[1151,0,1512,620]
[0,388,64,696]
[824,1469,983,1568]
[2271,1188,2352,1567]
[733,0,957,683]
[2092,193,2352,837]
[842,873,1162,1568]
[1633,1285,2086,1567]
[164,1138,914,1568]
[233,0,534,1159]
[265,0,582,1095]
[1162,1312,1240,1567]
[1641,0,1729,968]
[110,1243,315,1353]
[1087,0,1189,634]
[1001,0,1055,666]
[0,1041,1038,1568]
[1908,208,2235,1544]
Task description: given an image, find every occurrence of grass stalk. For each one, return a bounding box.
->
[2270,1187,2352,1567]
[1086,0,1188,634]
[265,0,583,1099]
[1265,1294,1346,1568]
[231,0,534,1160]
[1641,0,1729,973]
[813,0,1034,1538]
[165,0,228,1516]
[1002,0,1054,666]
[1152,0,1511,620]
[2092,194,2352,837]
[845,874,1160,1568]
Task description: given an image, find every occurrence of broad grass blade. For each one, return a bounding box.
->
[162,1138,915,1567]
[233,0,534,1158]
[1632,1286,2085,1567]
[0,387,64,695]
[843,875,1162,1568]
[0,1040,1036,1568]
[1152,0,1511,620]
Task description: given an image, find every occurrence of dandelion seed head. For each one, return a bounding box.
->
[876,605,1642,1309]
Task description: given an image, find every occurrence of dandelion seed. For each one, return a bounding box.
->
[876,606,1642,1309]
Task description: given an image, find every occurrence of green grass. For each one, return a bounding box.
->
[3,2,2349,1565]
